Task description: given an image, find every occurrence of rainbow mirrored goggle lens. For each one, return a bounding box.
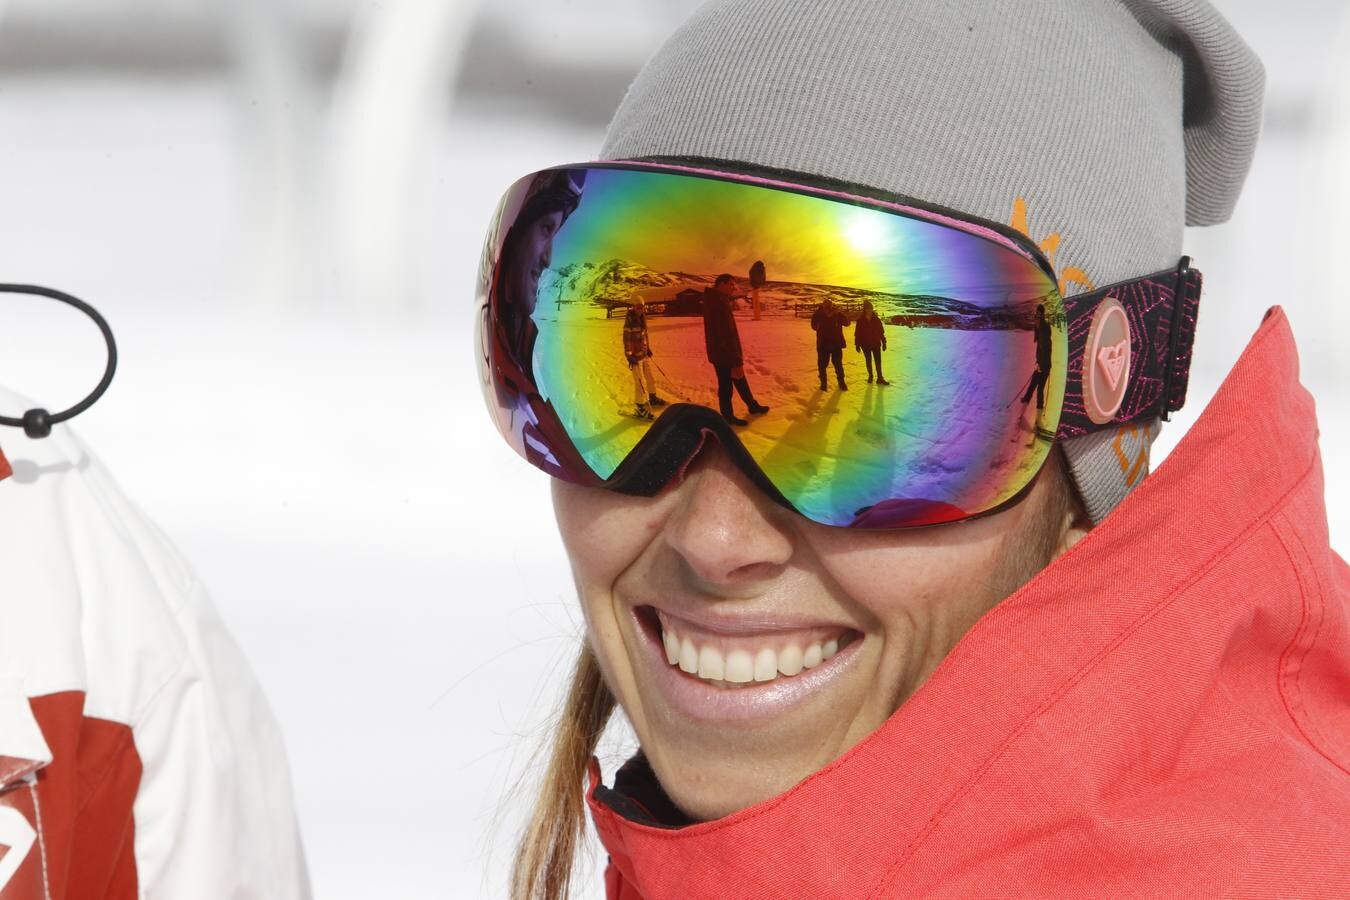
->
[476,160,1202,528]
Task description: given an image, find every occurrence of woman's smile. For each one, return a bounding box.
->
[630,603,865,722]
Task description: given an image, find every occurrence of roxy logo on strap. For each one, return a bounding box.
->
[1097,339,1129,392]
[1084,297,1131,424]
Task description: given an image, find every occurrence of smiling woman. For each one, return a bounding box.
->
[478,2,1350,899]
[549,439,1078,822]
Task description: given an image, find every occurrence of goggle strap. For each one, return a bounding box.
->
[1162,258,1203,420]
[1056,257,1202,439]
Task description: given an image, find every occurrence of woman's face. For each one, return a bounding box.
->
[504,209,564,315]
[553,442,1083,821]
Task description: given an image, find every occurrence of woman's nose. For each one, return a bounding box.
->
[661,440,795,592]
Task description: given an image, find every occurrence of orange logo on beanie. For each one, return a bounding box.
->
[1112,423,1151,488]
[1009,198,1095,295]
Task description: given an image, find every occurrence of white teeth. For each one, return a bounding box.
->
[697,645,725,680]
[679,638,699,674]
[663,628,680,666]
[724,650,755,683]
[656,616,848,685]
[753,648,778,682]
[802,643,823,669]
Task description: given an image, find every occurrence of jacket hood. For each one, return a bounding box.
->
[586,306,1350,898]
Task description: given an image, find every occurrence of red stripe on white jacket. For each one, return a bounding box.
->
[0,396,311,899]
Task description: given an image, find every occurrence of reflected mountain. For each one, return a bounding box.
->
[539,257,1058,330]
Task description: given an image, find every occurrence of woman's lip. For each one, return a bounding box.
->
[647,603,854,637]
[631,607,864,723]
[655,608,847,653]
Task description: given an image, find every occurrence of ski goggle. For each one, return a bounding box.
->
[475,159,1201,529]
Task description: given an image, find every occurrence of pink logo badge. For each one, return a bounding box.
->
[1084,298,1131,425]
[1097,339,1129,392]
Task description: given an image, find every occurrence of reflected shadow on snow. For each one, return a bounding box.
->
[532,297,1056,525]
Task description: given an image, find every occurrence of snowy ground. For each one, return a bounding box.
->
[0,66,1347,900]
[535,302,1051,525]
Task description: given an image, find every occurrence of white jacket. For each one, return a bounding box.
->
[0,389,311,899]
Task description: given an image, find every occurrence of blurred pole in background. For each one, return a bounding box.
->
[328,0,482,311]
[224,0,317,311]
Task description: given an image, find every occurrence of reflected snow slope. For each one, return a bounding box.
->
[537,306,1052,523]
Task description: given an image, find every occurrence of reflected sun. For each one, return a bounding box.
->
[844,210,892,254]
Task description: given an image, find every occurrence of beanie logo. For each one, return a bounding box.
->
[1009,198,1095,295]
[1084,298,1131,424]
[1112,423,1150,488]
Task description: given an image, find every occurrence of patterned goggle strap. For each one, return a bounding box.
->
[1055,257,1202,440]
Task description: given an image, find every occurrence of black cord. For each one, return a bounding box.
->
[0,284,118,439]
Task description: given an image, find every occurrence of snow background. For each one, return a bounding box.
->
[0,1,1346,897]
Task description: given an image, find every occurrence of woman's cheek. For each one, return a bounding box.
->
[551,481,654,711]
[551,480,650,590]
[804,531,1005,636]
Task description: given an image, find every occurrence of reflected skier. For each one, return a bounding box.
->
[624,297,666,419]
[702,274,770,426]
[812,297,851,391]
[855,300,889,385]
[1021,304,1052,411]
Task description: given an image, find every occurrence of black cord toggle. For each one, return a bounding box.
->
[22,409,53,439]
[0,284,118,439]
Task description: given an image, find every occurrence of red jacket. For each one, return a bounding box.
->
[586,306,1350,898]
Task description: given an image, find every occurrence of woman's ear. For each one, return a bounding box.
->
[1054,475,1093,560]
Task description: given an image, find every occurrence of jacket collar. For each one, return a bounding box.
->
[586,305,1339,894]
[591,752,693,830]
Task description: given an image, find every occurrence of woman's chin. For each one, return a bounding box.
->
[634,701,879,824]
[649,751,818,823]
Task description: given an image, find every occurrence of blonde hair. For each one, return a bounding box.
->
[510,643,616,900]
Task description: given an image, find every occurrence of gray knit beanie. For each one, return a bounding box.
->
[599,0,1264,523]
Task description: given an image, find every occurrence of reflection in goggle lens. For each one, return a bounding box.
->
[478,165,1065,527]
